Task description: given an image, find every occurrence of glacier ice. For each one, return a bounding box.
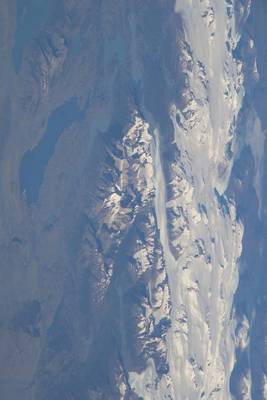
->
[128,0,249,398]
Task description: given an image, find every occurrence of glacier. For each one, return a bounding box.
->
[128,0,249,399]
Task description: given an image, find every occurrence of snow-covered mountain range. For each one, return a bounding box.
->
[0,0,267,399]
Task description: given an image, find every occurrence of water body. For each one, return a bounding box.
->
[12,0,53,73]
[20,97,83,206]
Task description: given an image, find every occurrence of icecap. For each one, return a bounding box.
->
[128,0,248,399]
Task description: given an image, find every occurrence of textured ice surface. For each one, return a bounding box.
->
[128,1,247,398]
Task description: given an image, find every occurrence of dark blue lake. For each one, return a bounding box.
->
[20,97,83,206]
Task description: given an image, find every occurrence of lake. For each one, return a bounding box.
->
[19,97,83,206]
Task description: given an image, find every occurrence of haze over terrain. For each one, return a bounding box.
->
[0,0,266,399]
